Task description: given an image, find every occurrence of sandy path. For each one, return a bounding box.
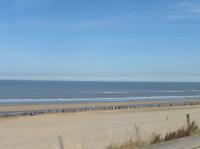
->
[1,105,200,149]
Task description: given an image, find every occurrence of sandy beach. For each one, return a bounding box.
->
[1,102,200,149]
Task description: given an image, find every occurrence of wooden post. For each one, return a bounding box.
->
[186,114,190,127]
[58,136,64,149]
[135,124,141,142]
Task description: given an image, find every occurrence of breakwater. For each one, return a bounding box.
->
[0,101,199,118]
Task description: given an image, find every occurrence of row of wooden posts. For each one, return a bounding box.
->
[0,102,199,118]
[0,104,139,117]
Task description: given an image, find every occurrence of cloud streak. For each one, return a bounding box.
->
[13,0,46,10]
[172,1,200,14]
[166,1,200,21]
[0,13,134,30]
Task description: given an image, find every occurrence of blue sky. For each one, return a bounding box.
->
[0,0,200,81]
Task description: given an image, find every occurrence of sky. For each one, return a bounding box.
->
[0,0,200,82]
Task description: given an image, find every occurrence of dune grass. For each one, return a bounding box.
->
[106,121,199,149]
[151,121,199,144]
[106,139,145,149]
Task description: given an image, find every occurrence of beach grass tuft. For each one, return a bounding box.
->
[106,139,145,149]
[106,121,200,149]
[151,121,199,144]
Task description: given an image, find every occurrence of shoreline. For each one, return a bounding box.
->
[1,99,200,117]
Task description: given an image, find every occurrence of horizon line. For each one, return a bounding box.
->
[0,79,200,83]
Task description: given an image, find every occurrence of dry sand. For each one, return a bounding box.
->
[1,103,200,149]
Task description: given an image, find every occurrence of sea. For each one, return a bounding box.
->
[0,80,200,104]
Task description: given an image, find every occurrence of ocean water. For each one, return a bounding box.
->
[0,80,200,104]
